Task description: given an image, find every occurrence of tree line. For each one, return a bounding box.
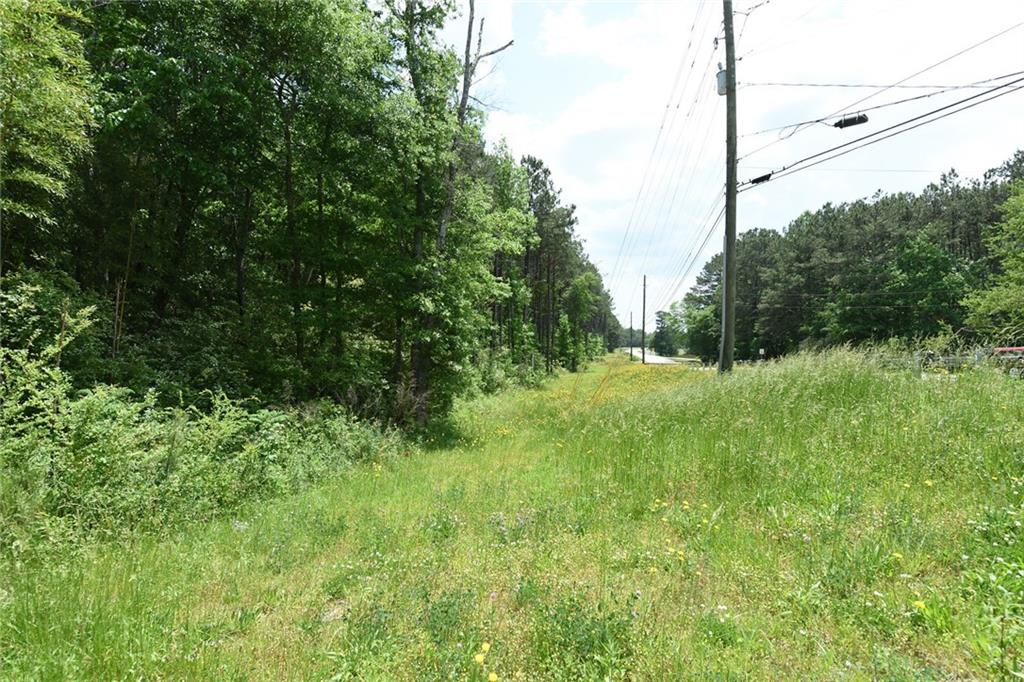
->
[0,0,620,426]
[654,154,1024,361]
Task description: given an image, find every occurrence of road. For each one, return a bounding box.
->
[619,347,678,364]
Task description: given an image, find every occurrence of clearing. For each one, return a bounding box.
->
[3,352,1024,680]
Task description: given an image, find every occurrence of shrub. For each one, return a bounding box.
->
[1,326,403,553]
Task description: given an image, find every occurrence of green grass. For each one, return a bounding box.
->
[3,351,1024,679]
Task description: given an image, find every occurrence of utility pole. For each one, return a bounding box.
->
[641,275,647,365]
[718,0,737,373]
[629,312,634,360]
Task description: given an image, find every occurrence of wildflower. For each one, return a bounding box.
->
[924,479,934,488]
[912,600,927,611]
[902,483,911,489]
[481,642,491,653]
[890,552,903,561]
[489,674,498,682]
[475,654,485,664]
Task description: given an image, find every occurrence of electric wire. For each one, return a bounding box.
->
[652,181,727,312]
[624,47,724,316]
[606,1,710,291]
[654,201,727,313]
[740,68,1024,138]
[739,76,1024,190]
[610,3,719,297]
[616,14,719,293]
[740,81,1013,89]
[738,19,1024,161]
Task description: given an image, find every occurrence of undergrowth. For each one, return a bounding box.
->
[2,351,1023,679]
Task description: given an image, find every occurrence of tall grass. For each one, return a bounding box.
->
[2,351,1023,679]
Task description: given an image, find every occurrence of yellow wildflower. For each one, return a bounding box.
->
[475,654,485,664]
[891,552,903,561]
[924,479,934,488]
[481,642,491,653]
[912,600,927,611]
[489,674,498,682]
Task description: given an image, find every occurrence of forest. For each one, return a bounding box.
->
[651,154,1024,360]
[1,0,620,430]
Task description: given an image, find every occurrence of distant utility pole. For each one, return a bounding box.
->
[719,0,738,373]
[641,275,647,365]
[629,312,634,359]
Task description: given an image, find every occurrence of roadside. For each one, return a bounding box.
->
[618,347,678,364]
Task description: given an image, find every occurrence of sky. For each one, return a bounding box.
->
[440,0,1024,329]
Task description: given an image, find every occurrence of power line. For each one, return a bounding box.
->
[743,79,1024,190]
[814,19,1024,123]
[607,1,710,292]
[740,69,1024,138]
[653,196,726,313]
[741,301,964,310]
[638,3,761,321]
[740,81,1010,89]
[655,203,726,313]
[626,76,723,316]
[614,5,724,312]
[738,19,1024,160]
[738,74,1024,189]
[740,165,939,173]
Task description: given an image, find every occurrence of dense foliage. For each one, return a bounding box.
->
[666,155,1024,360]
[0,0,619,429]
[1,331,403,549]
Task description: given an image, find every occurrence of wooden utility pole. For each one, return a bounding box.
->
[719,0,737,373]
[641,275,647,365]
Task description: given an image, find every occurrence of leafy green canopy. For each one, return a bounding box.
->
[669,154,1024,359]
[965,182,1024,342]
[0,0,91,229]
[0,0,619,427]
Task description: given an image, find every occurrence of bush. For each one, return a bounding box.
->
[1,331,403,554]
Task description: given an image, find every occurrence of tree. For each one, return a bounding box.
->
[650,310,681,357]
[669,154,1023,356]
[0,0,92,259]
[965,182,1024,342]
[0,0,621,430]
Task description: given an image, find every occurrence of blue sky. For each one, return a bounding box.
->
[443,0,1024,329]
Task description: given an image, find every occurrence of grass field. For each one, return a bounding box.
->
[3,351,1024,680]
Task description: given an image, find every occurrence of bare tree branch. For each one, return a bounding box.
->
[476,40,514,64]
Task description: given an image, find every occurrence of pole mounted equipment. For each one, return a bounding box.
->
[833,113,869,128]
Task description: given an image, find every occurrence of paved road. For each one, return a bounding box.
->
[619,347,678,364]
